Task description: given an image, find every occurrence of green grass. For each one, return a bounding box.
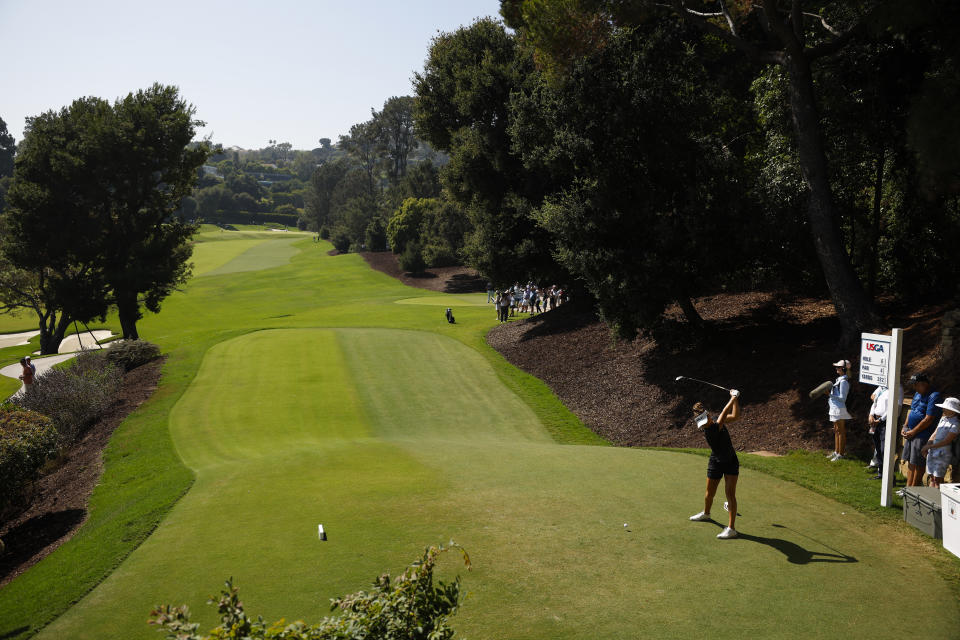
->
[0,309,36,334]
[1,230,957,639]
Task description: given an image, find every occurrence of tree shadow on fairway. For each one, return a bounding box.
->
[731,522,858,565]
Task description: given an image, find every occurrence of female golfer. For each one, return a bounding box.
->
[689,389,741,539]
[827,359,852,461]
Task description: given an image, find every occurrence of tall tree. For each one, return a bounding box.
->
[2,98,114,353]
[413,18,563,286]
[3,85,209,344]
[511,24,750,336]
[0,116,14,177]
[304,158,351,232]
[502,0,890,345]
[97,84,209,340]
[373,96,418,181]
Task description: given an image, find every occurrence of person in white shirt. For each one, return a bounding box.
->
[921,397,960,488]
[827,359,852,461]
[866,382,903,478]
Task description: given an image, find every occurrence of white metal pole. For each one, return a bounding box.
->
[880,328,903,507]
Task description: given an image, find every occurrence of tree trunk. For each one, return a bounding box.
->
[784,50,878,346]
[116,290,140,340]
[38,312,71,355]
[676,294,705,329]
[867,142,885,300]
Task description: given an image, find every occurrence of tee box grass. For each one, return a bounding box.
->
[0,229,957,640]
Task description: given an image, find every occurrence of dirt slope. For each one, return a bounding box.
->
[364,251,952,456]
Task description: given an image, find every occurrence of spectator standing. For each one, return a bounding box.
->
[827,359,852,461]
[18,356,35,391]
[486,281,494,303]
[499,290,512,323]
[867,383,903,478]
[899,372,942,492]
[922,397,960,488]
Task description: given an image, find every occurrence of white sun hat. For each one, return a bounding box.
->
[935,397,960,414]
[832,359,850,369]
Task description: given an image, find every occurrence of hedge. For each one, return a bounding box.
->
[0,408,60,519]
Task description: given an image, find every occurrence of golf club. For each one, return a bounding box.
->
[674,375,734,393]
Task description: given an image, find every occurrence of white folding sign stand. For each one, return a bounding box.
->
[860,329,903,507]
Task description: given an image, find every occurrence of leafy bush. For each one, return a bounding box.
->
[0,408,60,518]
[332,229,352,253]
[422,241,458,268]
[149,543,470,640]
[14,351,122,442]
[104,340,161,372]
[399,242,427,274]
[319,226,331,240]
[365,217,388,252]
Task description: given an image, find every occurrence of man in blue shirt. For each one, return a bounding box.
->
[900,372,942,490]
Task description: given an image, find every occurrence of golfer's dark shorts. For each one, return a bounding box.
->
[707,455,739,479]
[902,438,926,466]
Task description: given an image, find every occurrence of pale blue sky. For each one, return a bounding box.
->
[1,0,501,150]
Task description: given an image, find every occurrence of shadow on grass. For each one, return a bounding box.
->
[0,509,86,582]
[703,519,859,565]
[0,626,30,640]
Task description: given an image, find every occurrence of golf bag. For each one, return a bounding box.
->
[445,308,455,324]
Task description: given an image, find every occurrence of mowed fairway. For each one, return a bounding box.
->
[7,229,957,639]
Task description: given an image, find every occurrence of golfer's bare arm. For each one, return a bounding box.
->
[717,393,741,425]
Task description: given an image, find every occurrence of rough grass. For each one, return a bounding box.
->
[1,229,957,640]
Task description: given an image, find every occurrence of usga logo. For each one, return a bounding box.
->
[865,343,885,352]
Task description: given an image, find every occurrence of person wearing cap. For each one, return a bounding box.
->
[688,389,742,539]
[921,397,959,488]
[827,359,852,461]
[900,372,942,490]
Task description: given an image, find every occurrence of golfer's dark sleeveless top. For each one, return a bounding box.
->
[703,422,736,461]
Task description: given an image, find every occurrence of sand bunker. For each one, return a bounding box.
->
[0,330,40,350]
[53,330,114,354]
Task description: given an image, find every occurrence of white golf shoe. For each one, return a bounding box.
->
[717,527,738,539]
[689,511,711,521]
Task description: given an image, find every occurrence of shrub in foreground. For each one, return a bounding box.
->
[104,340,161,372]
[149,542,470,640]
[0,408,60,518]
[14,351,122,442]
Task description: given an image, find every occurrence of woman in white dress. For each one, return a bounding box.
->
[827,359,852,461]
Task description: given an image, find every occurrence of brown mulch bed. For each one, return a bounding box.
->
[487,292,952,456]
[0,358,163,588]
[360,251,487,294]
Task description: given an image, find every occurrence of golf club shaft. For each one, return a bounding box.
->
[679,376,730,392]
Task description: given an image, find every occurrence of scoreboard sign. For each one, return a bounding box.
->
[859,332,891,386]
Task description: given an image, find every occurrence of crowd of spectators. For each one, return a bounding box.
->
[488,282,564,323]
[841,368,960,491]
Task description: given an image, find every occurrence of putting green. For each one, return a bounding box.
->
[396,293,490,306]
[36,327,958,639]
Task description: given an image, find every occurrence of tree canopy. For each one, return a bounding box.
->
[1,84,209,349]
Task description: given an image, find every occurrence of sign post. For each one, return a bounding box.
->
[860,329,903,507]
